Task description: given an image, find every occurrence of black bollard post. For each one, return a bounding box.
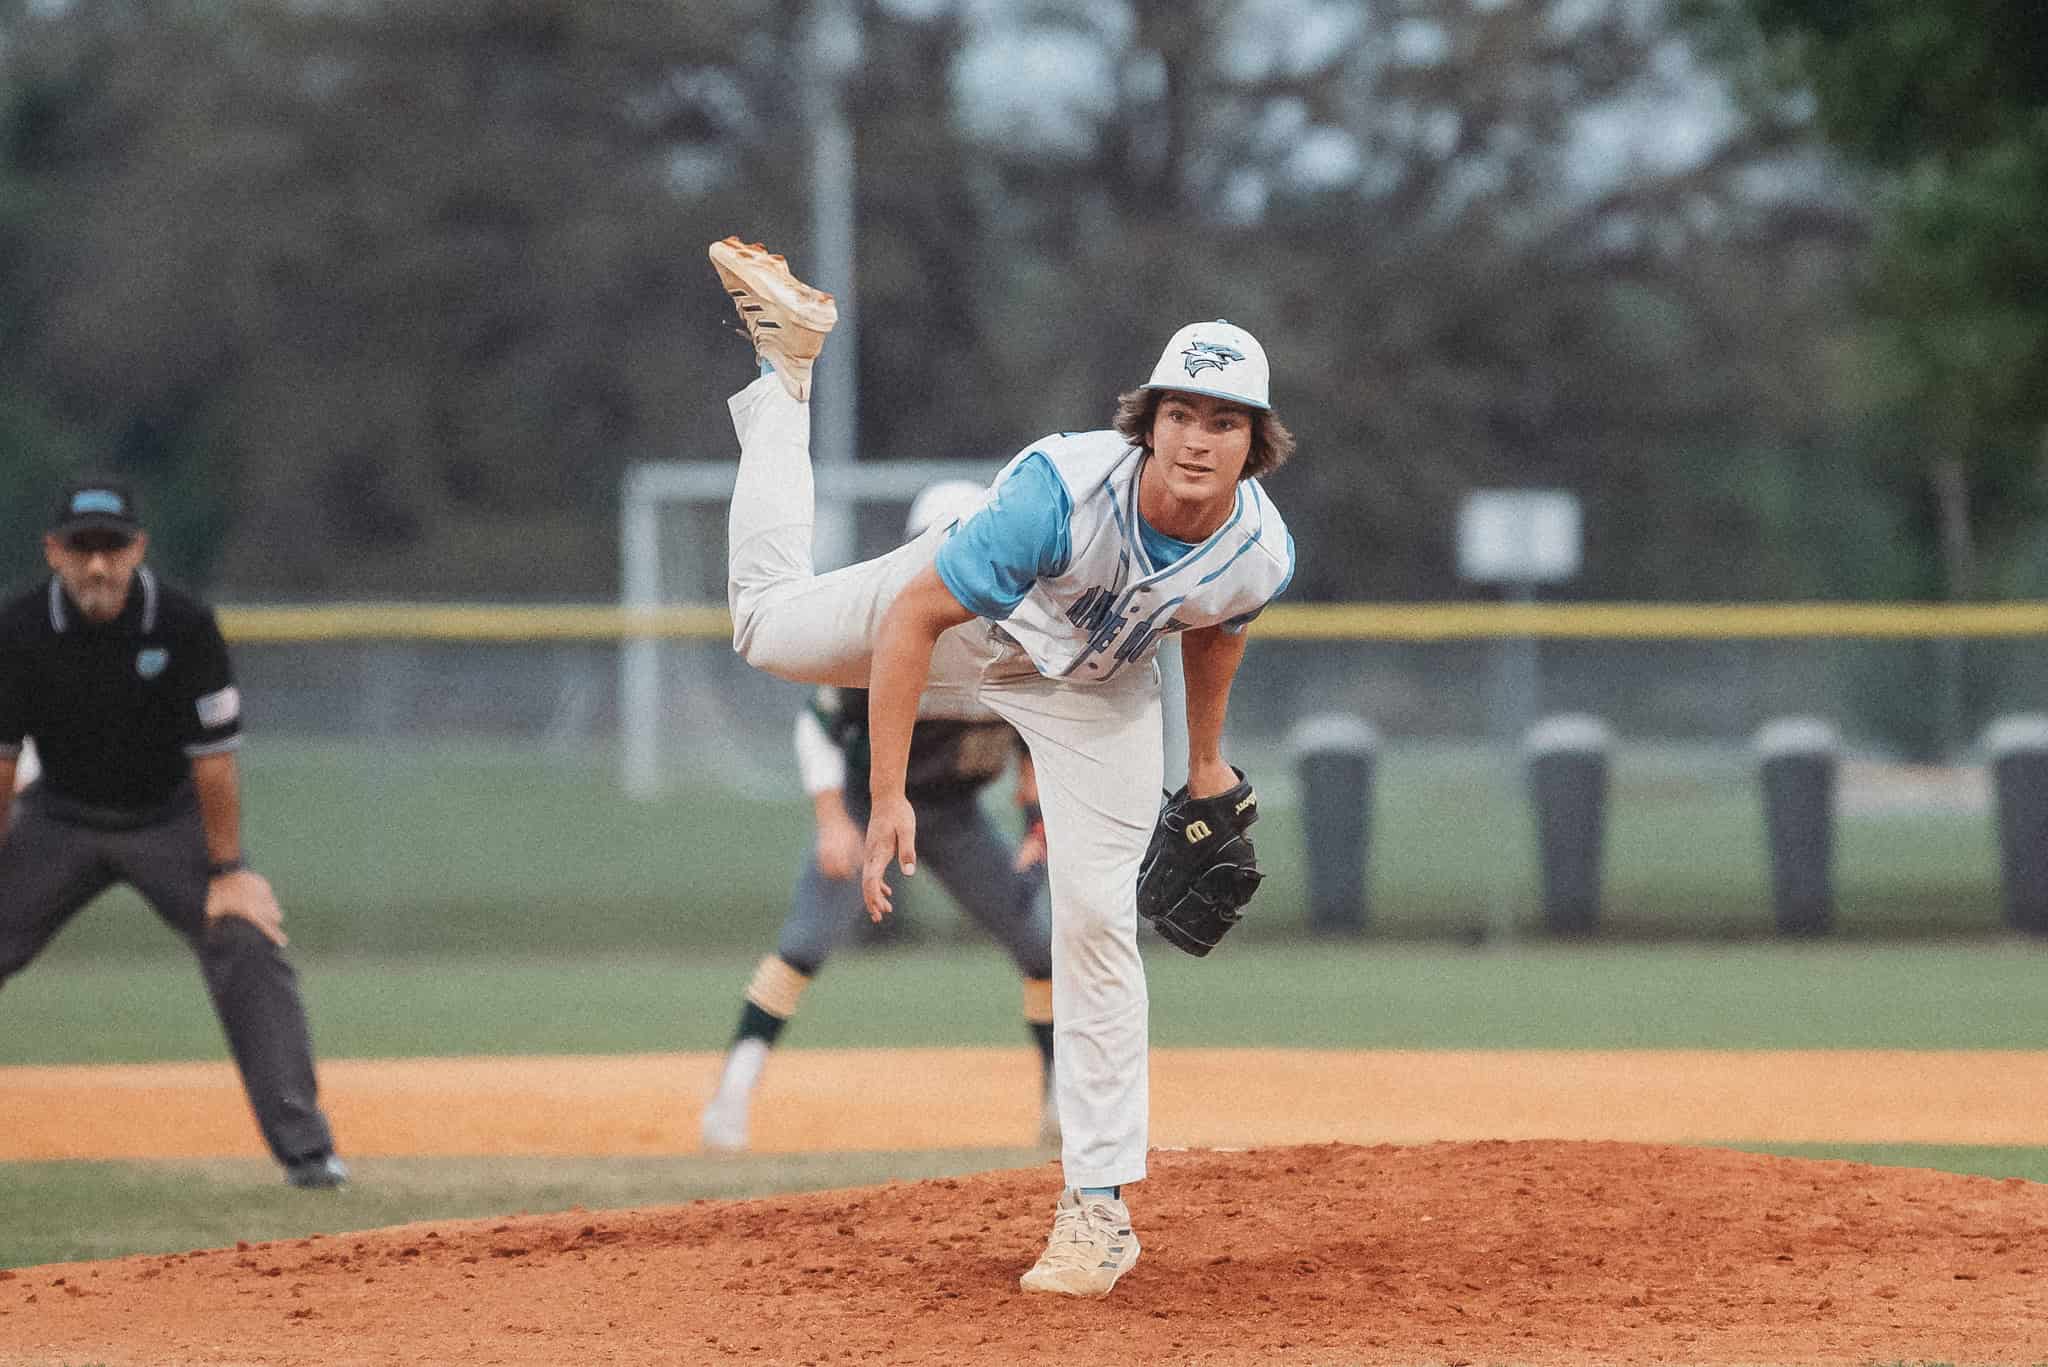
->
[1755,718,1839,937]
[1287,715,1379,936]
[1985,714,2048,935]
[1524,715,1611,938]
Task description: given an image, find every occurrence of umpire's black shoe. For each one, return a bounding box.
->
[284,1153,351,1189]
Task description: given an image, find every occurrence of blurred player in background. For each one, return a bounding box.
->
[0,479,348,1189]
[711,238,1295,1297]
[701,480,1058,1152]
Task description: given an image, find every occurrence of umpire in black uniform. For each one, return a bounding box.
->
[0,479,347,1188]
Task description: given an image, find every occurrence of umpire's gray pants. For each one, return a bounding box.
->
[779,788,1051,979]
[0,790,336,1166]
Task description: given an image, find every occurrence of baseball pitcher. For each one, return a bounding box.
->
[712,237,1295,1297]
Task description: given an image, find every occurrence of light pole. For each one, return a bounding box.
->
[805,0,861,570]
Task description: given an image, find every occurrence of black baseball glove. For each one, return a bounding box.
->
[1136,768,1263,957]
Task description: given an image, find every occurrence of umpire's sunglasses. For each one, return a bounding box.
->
[64,529,137,554]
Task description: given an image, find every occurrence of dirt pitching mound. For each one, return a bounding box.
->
[6,1140,2047,1366]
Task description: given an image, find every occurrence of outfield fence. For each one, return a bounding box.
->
[215,599,2048,780]
[216,600,2048,642]
[23,600,2035,960]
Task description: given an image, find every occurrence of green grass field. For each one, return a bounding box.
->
[4,943,2046,1062]
[26,739,2016,962]
[0,1150,1053,1271]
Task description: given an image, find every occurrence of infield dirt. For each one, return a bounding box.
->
[5,1141,2048,1366]
[3,1051,2047,1364]
[7,1047,2048,1158]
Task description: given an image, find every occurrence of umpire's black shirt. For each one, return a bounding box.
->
[0,569,242,814]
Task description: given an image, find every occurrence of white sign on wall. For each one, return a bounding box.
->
[1457,489,1582,584]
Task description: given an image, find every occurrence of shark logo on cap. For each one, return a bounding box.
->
[1180,340,1246,379]
[1144,319,1271,409]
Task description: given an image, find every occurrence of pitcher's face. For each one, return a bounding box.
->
[1148,391,1253,508]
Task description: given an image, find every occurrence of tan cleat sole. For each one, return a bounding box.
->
[708,237,839,333]
[708,236,837,400]
[1018,1231,1139,1297]
[1018,1258,1135,1297]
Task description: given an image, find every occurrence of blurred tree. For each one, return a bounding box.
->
[1679,0,2048,753]
[0,0,1873,612]
[909,0,1868,603]
[0,0,801,595]
[1687,0,2048,604]
[0,394,86,588]
[0,8,86,587]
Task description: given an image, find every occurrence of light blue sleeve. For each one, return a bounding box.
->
[934,451,1071,620]
[1221,528,1296,633]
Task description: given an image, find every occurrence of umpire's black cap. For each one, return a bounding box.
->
[49,479,142,540]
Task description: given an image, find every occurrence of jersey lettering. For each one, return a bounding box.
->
[1066,586,1116,633]
[1084,600,1136,658]
[1115,615,1189,664]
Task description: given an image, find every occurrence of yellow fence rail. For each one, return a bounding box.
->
[214,601,2048,643]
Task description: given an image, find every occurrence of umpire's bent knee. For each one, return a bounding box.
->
[197,914,284,981]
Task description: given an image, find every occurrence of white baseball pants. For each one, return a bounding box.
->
[727,375,1158,1189]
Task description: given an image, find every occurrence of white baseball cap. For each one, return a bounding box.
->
[905,478,989,538]
[1141,319,1270,410]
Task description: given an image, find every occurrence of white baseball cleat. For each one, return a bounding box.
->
[1018,1188,1140,1297]
[700,1037,769,1152]
[708,236,838,402]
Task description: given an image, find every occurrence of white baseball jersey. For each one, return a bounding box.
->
[933,432,1295,682]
